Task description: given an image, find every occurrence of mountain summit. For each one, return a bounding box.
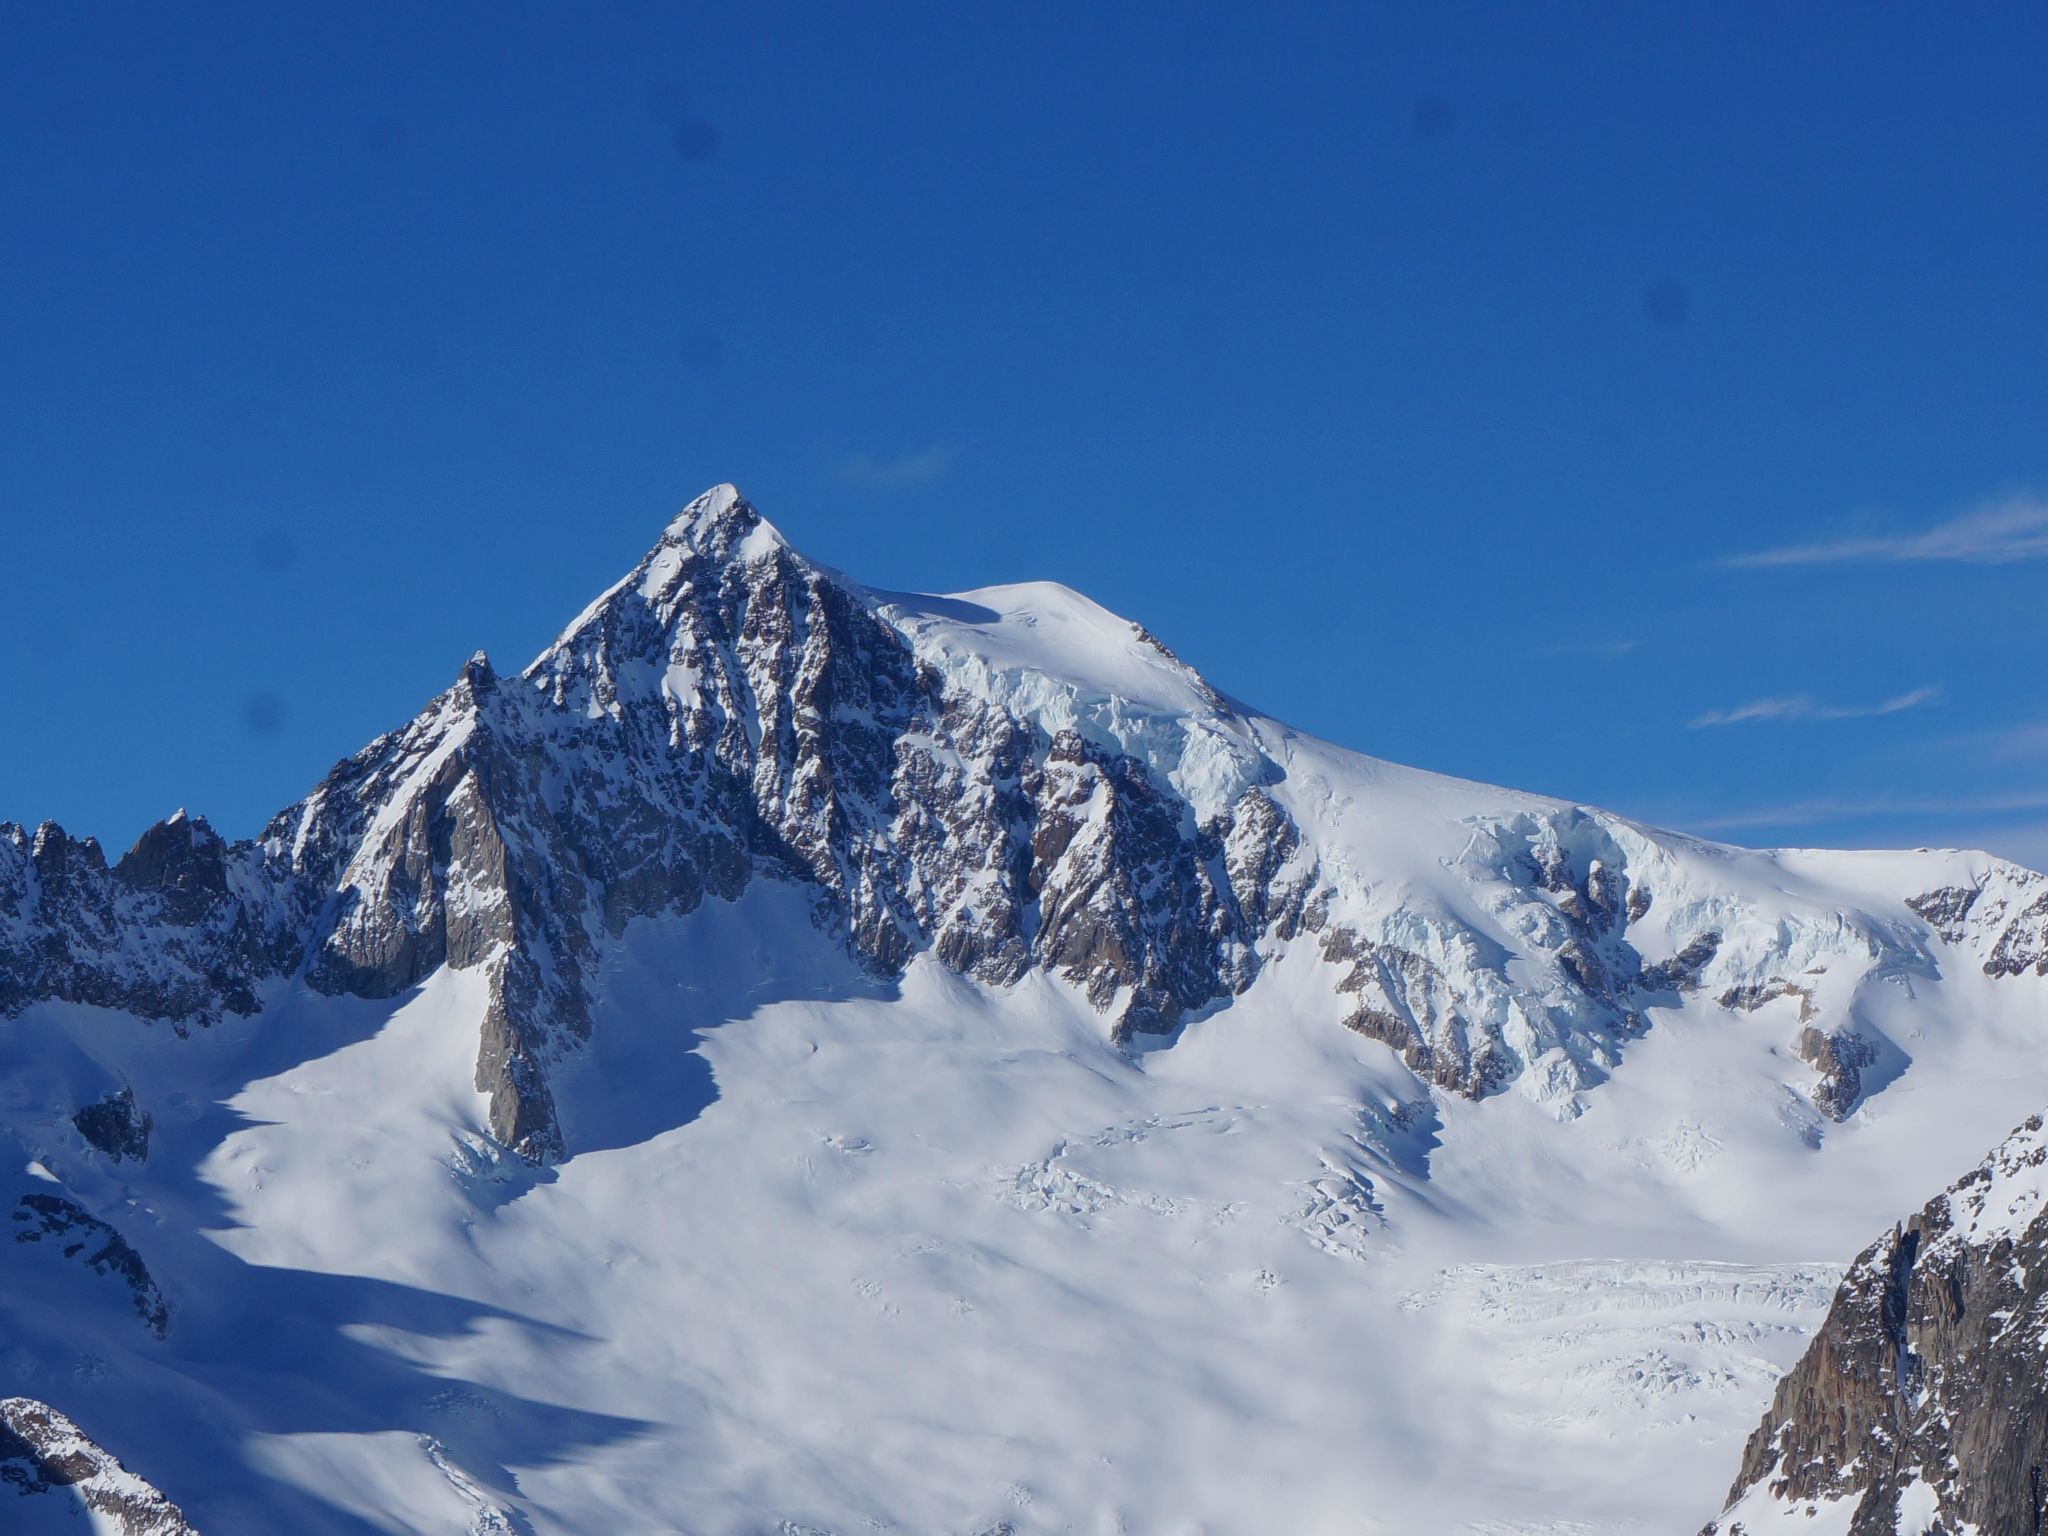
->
[4,487,2047,1534]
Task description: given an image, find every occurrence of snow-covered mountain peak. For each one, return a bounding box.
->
[634,486,801,612]
[6,484,2048,1534]
[527,483,792,672]
[632,482,779,596]
[14,484,2048,1157]
[656,480,783,560]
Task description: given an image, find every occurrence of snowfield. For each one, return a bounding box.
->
[11,870,2046,1533]
[4,487,2046,1534]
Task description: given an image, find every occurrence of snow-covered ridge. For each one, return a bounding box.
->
[863,577,1270,816]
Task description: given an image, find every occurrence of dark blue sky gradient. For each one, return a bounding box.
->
[4,4,2046,865]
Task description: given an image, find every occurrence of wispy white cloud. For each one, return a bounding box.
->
[1541,638,1640,659]
[836,442,958,488]
[1986,721,2048,761]
[1690,800,2048,871]
[1691,696,1811,727]
[1690,685,1941,729]
[1722,494,2048,568]
[1690,790,2048,834]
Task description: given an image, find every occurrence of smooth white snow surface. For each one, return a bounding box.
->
[868,578,1273,817]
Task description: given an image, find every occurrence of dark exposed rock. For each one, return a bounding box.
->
[1985,890,2048,979]
[0,801,303,1028]
[1794,1025,1880,1121]
[1717,978,1815,1020]
[475,951,566,1161]
[1583,859,1626,925]
[72,1087,152,1163]
[11,1193,168,1336]
[1706,1113,2048,1535]
[1320,926,1514,1099]
[1638,931,1722,994]
[0,1396,197,1532]
[1023,730,1251,1040]
[1909,870,2048,979]
[113,813,231,925]
[1908,884,1981,943]
[1557,937,1606,994]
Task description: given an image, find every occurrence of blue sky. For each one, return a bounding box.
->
[4,4,2046,868]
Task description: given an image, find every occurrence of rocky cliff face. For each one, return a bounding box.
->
[5,486,2045,1164]
[1706,1113,2048,1535]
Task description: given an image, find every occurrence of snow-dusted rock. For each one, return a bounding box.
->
[1706,1113,2048,1535]
[1,1397,195,1533]
[1909,862,2048,978]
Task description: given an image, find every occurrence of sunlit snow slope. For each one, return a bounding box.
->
[3,486,2046,1535]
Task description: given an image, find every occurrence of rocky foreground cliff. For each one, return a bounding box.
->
[1706,1112,2048,1535]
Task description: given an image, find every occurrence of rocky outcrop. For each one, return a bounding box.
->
[1,1397,196,1533]
[73,1088,152,1163]
[1908,883,1985,943]
[1639,930,1723,994]
[1309,810,1736,1106]
[1705,1113,2048,1534]
[1718,978,1816,1019]
[1793,1025,1880,1121]
[11,1193,168,1336]
[1910,866,2048,978]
